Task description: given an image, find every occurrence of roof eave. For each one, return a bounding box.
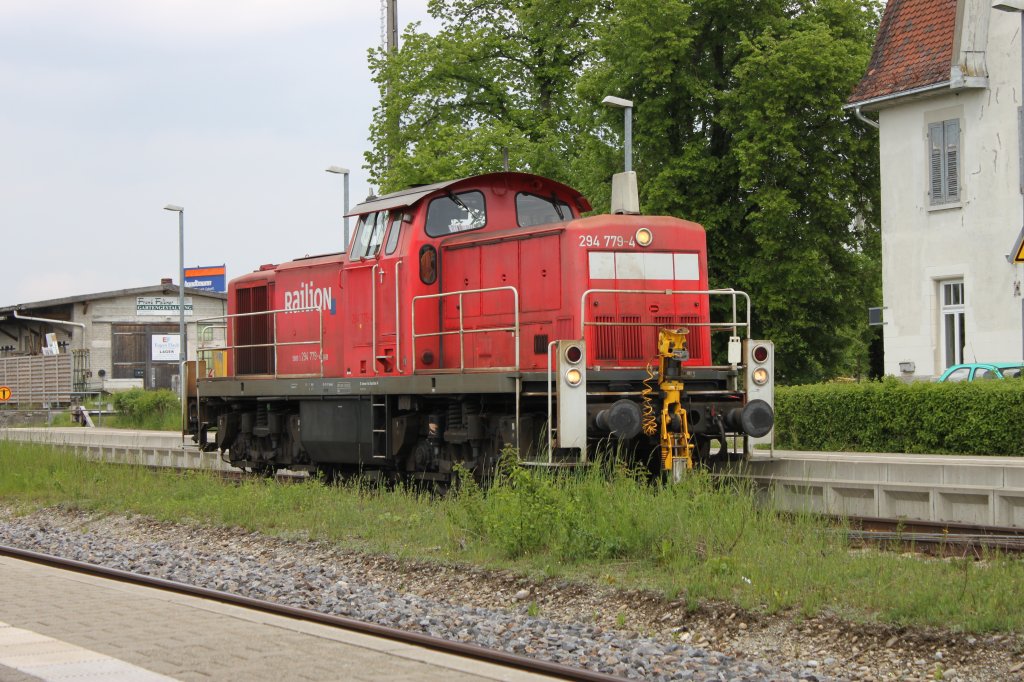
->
[845,81,952,112]
[0,285,227,314]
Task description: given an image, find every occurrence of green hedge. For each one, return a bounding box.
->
[774,378,1024,456]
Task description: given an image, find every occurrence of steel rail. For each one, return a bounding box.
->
[0,544,623,682]
[842,516,1024,554]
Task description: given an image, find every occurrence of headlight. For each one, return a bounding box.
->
[563,344,583,364]
[565,368,583,386]
[635,228,653,247]
[752,344,769,363]
[752,367,769,386]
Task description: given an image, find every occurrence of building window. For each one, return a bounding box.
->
[928,119,960,206]
[941,279,965,368]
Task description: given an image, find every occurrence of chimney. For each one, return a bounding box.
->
[160,278,173,285]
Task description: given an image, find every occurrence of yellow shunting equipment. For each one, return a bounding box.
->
[655,328,693,473]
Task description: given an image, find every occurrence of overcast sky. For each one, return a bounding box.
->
[0,0,437,307]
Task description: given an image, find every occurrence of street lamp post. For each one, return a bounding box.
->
[163,204,186,437]
[326,166,351,250]
[993,1,1024,358]
[602,96,634,173]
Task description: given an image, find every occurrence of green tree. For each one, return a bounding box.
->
[723,5,882,382]
[366,0,601,193]
[367,0,882,383]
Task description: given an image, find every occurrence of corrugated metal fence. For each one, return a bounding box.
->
[0,355,73,406]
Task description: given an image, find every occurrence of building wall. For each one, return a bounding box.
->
[879,11,1023,379]
[73,294,226,391]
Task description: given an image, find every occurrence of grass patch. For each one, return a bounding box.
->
[3,441,1023,633]
[110,389,182,431]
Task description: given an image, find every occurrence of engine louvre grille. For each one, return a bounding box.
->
[593,314,706,364]
[235,285,275,375]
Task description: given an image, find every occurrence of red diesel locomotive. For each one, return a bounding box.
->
[188,171,774,481]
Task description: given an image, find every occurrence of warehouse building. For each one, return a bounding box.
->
[0,281,227,404]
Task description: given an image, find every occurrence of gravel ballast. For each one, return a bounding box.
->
[0,506,1019,681]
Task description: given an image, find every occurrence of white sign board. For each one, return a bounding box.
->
[152,334,181,362]
[137,296,193,316]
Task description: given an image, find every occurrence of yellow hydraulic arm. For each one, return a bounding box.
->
[655,328,693,475]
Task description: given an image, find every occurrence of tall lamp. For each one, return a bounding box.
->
[163,204,186,443]
[602,96,634,173]
[326,166,351,250]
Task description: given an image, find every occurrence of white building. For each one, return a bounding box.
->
[846,0,1024,379]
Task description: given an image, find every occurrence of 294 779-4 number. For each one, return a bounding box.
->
[578,234,635,248]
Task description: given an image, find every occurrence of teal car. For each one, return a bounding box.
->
[937,362,1024,382]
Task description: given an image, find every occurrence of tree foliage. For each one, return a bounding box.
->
[366,0,883,384]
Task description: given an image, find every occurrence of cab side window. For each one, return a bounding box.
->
[425,191,486,237]
[384,214,404,255]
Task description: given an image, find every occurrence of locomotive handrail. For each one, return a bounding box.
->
[198,324,226,343]
[410,286,520,373]
[195,307,324,378]
[394,259,402,373]
[579,287,751,368]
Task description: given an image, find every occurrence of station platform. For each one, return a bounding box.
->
[5,427,1024,529]
[743,449,1024,528]
[0,555,551,682]
[0,427,231,472]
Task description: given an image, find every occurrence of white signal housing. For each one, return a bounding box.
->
[555,340,587,453]
[743,339,774,409]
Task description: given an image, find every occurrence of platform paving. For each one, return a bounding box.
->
[0,555,553,682]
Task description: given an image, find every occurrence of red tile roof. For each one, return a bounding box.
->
[848,0,957,106]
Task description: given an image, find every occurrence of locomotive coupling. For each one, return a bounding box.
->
[594,399,643,439]
[725,399,774,438]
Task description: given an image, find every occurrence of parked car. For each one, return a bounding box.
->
[937,362,1024,382]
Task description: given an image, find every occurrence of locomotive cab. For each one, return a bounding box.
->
[190,171,773,481]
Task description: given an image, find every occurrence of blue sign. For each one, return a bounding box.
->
[184,265,227,293]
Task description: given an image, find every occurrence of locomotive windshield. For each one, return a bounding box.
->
[425,191,486,236]
[516,192,572,227]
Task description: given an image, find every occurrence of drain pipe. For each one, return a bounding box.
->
[852,105,879,130]
[12,310,87,355]
[12,310,86,343]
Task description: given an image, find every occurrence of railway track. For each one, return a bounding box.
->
[844,516,1024,556]
[0,542,621,682]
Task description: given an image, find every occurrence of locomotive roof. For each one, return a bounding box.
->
[345,172,590,217]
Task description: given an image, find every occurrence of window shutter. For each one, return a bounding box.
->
[929,122,944,205]
[944,119,960,202]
